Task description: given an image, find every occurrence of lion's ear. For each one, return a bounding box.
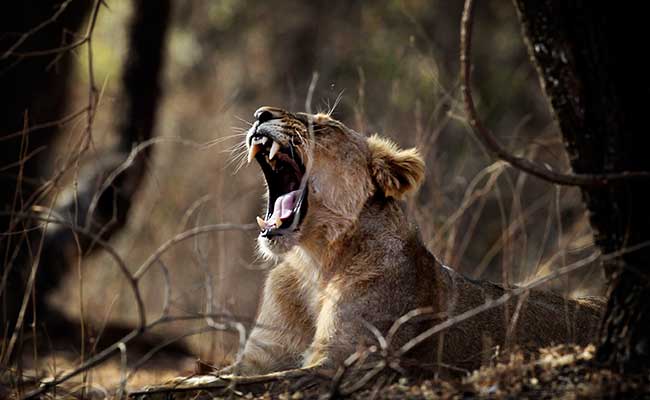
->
[367,134,425,199]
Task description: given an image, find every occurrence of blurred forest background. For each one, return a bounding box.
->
[2,0,607,392]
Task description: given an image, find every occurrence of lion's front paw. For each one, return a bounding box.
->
[215,364,236,377]
[301,347,334,371]
[219,360,271,376]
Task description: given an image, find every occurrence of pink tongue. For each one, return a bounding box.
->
[271,190,298,221]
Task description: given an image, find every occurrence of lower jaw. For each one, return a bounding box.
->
[261,189,308,238]
[260,221,301,239]
[260,215,297,238]
[258,231,300,257]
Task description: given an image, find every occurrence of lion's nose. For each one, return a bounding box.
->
[254,106,285,123]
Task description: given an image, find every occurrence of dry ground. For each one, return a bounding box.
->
[6,345,647,399]
[126,345,649,399]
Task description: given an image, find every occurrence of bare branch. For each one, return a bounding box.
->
[128,367,321,398]
[116,342,128,399]
[0,0,74,60]
[84,136,206,229]
[460,0,650,186]
[9,37,88,58]
[0,107,88,142]
[125,326,214,381]
[133,223,257,280]
[157,260,172,319]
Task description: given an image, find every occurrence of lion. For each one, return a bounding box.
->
[230,106,603,376]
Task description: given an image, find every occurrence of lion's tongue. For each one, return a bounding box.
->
[271,190,299,223]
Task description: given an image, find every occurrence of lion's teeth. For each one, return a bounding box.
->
[269,141,281,160]
[256,216,266,230]
[274,214,283,228]
[248,143,262,164]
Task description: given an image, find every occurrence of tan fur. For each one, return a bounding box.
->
[367,134,425,199]
[230,106,604,376]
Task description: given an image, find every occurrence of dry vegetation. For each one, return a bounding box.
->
[2,1,622,398]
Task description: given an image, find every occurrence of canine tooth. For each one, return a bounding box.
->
[256,216,266,230]
[275,214,283,228]
[269,141,281,160]
[248,143,262,164]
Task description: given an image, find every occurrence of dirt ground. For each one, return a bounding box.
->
[5,344,648,399]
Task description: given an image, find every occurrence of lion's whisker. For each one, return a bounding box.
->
[224,142,247,154]
[202,133,249,149]
[327,90,345,116]
[231,155,249,174]
[234,115,254,127]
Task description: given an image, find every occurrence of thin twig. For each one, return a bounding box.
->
[0,146,47,172]
[190,210,248,366]
[0,107,89,142]
[116,343,128,400]
[460,0,650,186]
[84,137,206,228]
[0,197,55,365]
[157,260,172,319]
[125,326,213,381]
[133,223,257,280]
[8,37,88,58]
[0,0,74,60]
[340,361,386,395]
[328,350,366,398]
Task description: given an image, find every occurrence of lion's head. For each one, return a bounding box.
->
[245,106,424,258]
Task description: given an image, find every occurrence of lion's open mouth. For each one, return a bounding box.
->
[248,134,308,238]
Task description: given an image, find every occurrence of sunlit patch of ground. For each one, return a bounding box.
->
[3,350,195,399]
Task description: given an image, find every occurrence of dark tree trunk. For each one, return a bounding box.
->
[513,1,650,372]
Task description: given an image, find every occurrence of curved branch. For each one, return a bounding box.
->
[0,0,74,60]
[460,0,650,187]
[133,223,257,280]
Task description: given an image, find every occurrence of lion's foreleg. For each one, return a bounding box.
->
[230,263,314,375]
[301,282,357,371]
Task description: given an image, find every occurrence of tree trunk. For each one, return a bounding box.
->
[513,1,650,372]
